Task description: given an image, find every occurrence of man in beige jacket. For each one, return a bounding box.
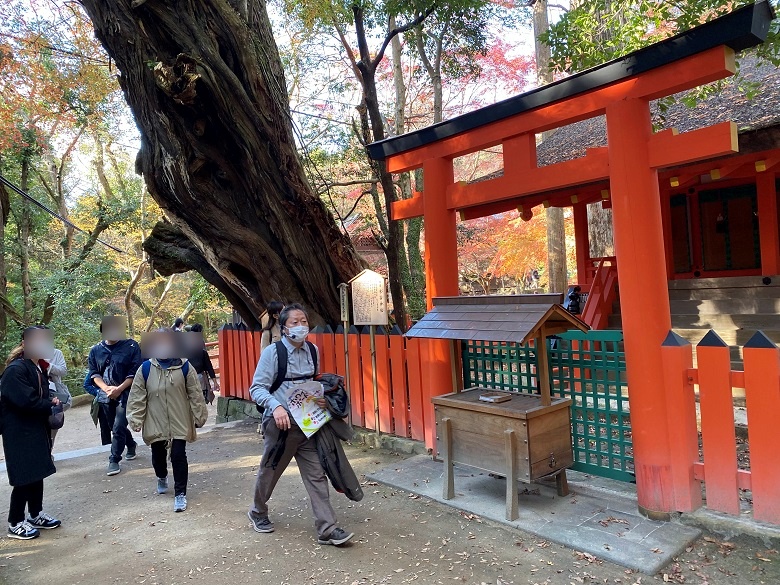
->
[127,330,208,513]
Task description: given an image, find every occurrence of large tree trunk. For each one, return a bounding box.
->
[78,0,363,327]
[532,0,568,294]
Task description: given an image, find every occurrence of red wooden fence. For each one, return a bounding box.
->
[662,329,780,525]
[218,324,439,448]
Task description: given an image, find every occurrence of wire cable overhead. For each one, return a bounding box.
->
[0,173,125,254]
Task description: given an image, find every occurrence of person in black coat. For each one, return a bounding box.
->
[1,326,63,540]
[184,325,219,403]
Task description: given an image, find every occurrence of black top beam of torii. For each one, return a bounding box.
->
[366,0,775,162]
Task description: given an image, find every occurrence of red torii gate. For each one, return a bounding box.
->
[368,1,775,518]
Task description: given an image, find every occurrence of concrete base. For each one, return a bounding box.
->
[367,455,701,575]
[71,394,93,408]
[350,427,428,456]
[216,396,262,424]
[681,507,780,547]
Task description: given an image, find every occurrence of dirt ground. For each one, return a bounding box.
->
[0,406,778,585]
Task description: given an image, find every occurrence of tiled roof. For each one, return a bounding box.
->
[536,56,780,167]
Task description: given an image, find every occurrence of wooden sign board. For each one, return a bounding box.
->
[350,270,387,326]
[338,283,350,323]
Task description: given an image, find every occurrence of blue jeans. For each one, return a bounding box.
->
[108,400,136,463]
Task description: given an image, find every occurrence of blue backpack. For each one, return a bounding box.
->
[141,359,189,383]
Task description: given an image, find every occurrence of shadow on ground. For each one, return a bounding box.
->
[0,421,778,585]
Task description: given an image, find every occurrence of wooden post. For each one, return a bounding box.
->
[697,331,740,515]
[217,324,231,398]
[573,202,591,285]
[555,471,569,497]
[370,325,380,437]
[342,322,350,424]
[742,331,780,524]
[442,417,454,499]
[420,157,460,450]
[756,171,780,276]
[504,429,519,520]
[449,339,463,392]
[422,157,459,308]
[537,326,552,407]
[606,97,676,517]
[661,331,702,512]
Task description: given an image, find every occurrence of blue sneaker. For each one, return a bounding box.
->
[157,477,168,494]
[174,494,187,512]
[8,521,39,540]
[28,512,61,530]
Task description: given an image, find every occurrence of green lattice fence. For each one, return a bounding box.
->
[462,330,634,482]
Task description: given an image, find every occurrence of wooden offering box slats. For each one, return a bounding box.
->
[406,295,589,521]
[433,388,574,520]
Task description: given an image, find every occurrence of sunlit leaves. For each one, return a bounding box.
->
[542,0,780,75]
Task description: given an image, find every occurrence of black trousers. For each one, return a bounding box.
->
[151,440,188,496]
[8,480,44,525]
[97,403,112,445]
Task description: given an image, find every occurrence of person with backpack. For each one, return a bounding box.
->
[184,324,219,403]
[127,329,208,513]
[260,301,284,352]
[247,303,354,546]
[87,316,142,476]
[1,326,62,540]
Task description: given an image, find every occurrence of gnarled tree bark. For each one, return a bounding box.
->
[78,0,363,327]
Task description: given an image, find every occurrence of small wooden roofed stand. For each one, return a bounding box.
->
[407,295,589,520]
[367,2,776,518]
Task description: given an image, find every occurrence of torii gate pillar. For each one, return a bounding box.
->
[607,98,676,517]
[420,157,460,448]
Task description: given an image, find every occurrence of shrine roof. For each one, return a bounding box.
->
[533,57,780,168]
[405,295,589,344]
[367,1,774,162]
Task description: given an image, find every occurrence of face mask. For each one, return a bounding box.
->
[285,325,309,341]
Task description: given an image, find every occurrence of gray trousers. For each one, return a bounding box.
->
[250,419,337,538]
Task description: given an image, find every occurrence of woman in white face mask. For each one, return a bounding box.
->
[0,326,62,540]
[247,303,354,546]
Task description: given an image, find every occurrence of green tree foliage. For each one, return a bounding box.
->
[0,1,231,375]
[542,0,780,74]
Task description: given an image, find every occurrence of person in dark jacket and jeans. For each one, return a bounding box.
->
[87,316,142,476]
[1,326,62,540]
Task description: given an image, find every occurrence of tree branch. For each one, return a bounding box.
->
[145,274,176,332]
[342,190,370,221]
[332,16,362,84]
[315,178,379,193]
[373,6,437,72]
[415,29,436,81]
